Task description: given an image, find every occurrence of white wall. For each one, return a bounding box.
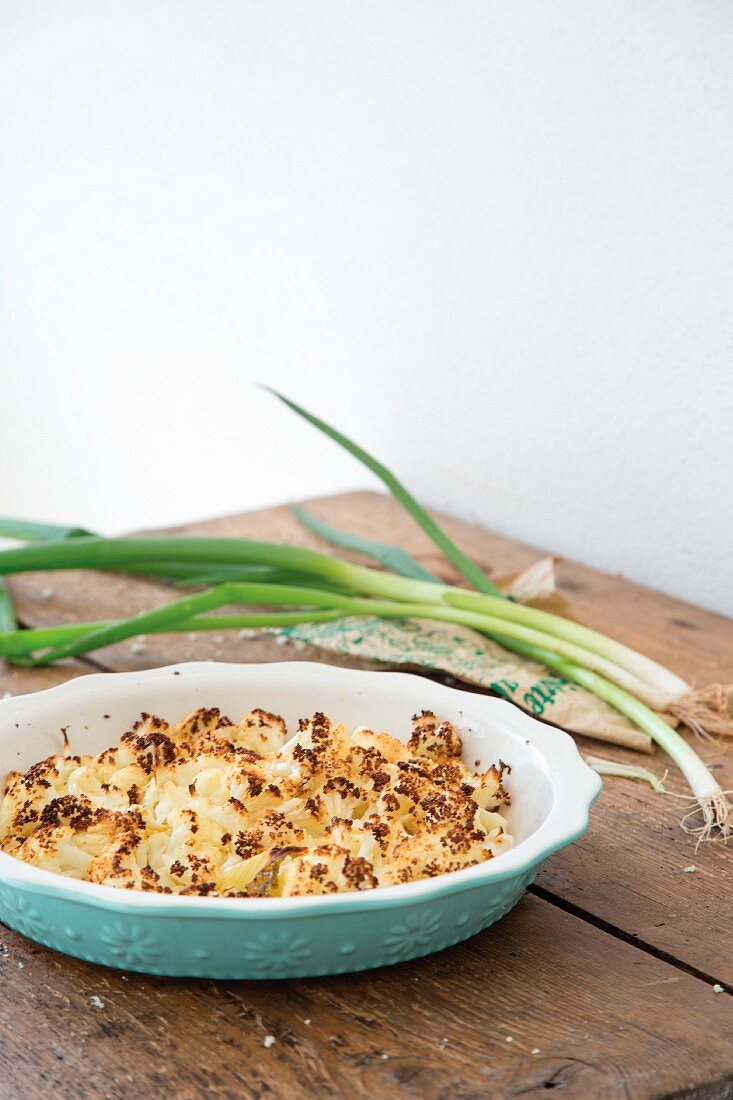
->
[1,1,732,613]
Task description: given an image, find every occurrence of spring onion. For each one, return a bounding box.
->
[0,545,663,698]
[441,590,688,711]
[0,537,682,700]
[586,757,667,794]
[485,633,731,841]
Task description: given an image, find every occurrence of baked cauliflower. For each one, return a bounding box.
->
[0,707,512,896]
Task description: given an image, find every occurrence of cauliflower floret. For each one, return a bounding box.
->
[278,844,378,896]
[16,798,144,884]
[465,764,510,811]
[270,713,355,786]
[352,727,410,765]
[407,711,463,763]
[234,709,288,755]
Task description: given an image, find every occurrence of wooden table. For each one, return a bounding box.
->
[1,492,731,1100]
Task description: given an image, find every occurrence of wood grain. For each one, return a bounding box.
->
[0,660,90,698]
[2,490,733,1098]
[0,896,731,1100]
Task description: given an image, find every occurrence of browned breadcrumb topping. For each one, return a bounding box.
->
[0,708,512,897]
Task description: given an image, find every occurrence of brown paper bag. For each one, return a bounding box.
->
[279,615,652,753]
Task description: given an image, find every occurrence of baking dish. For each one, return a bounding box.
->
[0,661,601,978]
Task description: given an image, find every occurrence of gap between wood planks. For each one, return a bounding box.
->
[530,884,731,996]
[7,610,731,1004]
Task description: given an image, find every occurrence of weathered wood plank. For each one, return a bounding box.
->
[0,894,731,1100]
[6,491,731,987]
[0,660,90,698]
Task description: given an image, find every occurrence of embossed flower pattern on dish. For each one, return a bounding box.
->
[241,931,313,974]
[99,923,162,967]
[0,887,49,939]
[383,909,442,959]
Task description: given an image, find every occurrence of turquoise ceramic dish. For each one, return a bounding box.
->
[0,662,601,978]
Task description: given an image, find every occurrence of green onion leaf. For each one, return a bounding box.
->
[0,518,95,541]
[291,503,439,583]
[19,581,360,665]
[171,567,353,592]
[0,579,17,633]
[586,757,667,794]
[0,609,344,663]
[264,387,502,596]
